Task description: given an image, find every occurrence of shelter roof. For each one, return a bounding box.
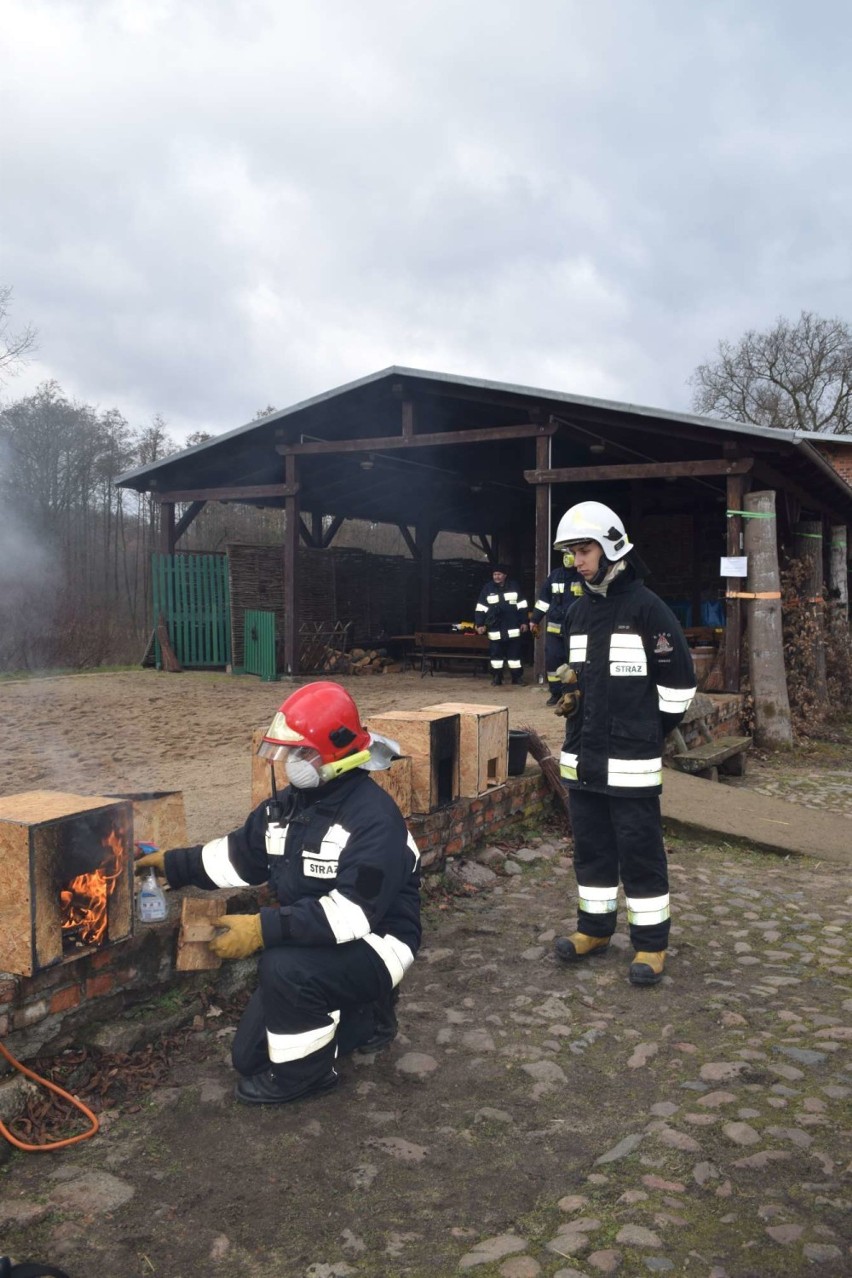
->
[116,366,852,529]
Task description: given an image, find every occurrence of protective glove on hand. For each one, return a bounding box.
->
[553,665,581,718]
[134,849,167,875]
[210,913,264,960]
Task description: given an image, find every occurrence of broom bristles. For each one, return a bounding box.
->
[520,723,571,829]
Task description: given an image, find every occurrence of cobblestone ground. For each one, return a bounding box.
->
[2,830,849,1277]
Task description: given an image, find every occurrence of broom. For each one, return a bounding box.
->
[520,723,571,831]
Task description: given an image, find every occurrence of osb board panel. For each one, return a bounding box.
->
[422,702,508,797]
[369,756,413,817]
[0,821,35,976]
[0,791,121,823]
[176,897,225,971]
[106,792,188,852]
[366,711,459,814]
[250,727,287,809]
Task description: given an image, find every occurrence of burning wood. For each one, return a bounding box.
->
[60,825,126,951]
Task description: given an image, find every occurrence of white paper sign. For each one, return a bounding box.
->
[720,556,748,578]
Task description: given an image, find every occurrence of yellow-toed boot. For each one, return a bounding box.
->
[629,951,666,986]
[555,933,611,963]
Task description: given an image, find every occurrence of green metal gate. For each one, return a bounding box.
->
[244,610,278,682]
[152,553,232,669]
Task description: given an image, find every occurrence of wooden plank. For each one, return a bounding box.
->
[155,484,298,502]
[175,897,225,971]
[174,500,206,544]
[278,421,557,456]
[283,452,299,675]
[422,702,508,796]
[524,457,754,485]
[724,474,744,692]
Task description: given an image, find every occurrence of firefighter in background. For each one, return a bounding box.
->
[474,564,529,686]
[136,682,421,1105]
[552,501,695,987]
[530,550,584,705]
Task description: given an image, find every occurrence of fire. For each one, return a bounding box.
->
[60,827,124,948]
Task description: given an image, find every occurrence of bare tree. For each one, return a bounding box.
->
[0,285,37,384]
[691,311,852,435]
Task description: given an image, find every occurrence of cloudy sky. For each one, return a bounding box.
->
[2,0,850,443]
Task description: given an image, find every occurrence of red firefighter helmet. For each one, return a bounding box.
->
[258,681,371,764]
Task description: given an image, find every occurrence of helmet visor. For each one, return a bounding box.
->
[257,709,309,761]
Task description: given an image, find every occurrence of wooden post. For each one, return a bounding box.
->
[534,433,551,684]
[159,502,176,555]
[793,520,827,701]
[282,452,299,676]
[416,524,434,629]
[744,491,792,747]
[724,475,744,692]
[828,525,848,629]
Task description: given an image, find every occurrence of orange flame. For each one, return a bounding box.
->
[60,827,125,948]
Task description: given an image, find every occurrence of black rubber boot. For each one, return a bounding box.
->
[511,673,524,686]
[491,672,503,686]
[545,688,560,705]
[356,988,399,1054]
[235,1067,339,1106]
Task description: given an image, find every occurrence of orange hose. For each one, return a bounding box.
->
[0,1040,99,1151]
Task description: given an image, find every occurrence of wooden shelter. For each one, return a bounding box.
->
[116,366,852,690]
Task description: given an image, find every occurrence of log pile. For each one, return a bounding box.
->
[315,646,402,675]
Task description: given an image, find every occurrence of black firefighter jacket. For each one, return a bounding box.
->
[560,568,696,797]
[531,565,584,634]
[165,769,422,985]
[474,578,529,640]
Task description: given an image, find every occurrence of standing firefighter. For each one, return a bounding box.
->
[474,565,529,686]
[531,552,584,705]
[136,682,421,1104]
[552,502,695,986]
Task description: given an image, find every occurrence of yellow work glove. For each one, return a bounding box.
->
[210,914,264,960]
[135,849,167,875]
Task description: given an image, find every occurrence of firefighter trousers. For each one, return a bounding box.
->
[232,940,394,1091]
[488,635,522,674]
[544,631,565,685]
[568,789,670,951]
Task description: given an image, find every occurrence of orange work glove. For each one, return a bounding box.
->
[210,914,264,960]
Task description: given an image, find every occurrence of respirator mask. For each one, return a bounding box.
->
[283,745,371,789]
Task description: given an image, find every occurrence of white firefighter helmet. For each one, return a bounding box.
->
[553,501,633,561]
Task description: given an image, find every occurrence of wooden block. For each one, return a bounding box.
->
[251,726,287,809]
[365,710,460,813]
[175,897,225,971]
[369,755,413,816]
[421,702,509,797]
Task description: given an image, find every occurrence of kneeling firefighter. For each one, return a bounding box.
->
[136,681,421,1105]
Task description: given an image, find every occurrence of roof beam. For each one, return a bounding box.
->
[276,421,556,457]
[524,458,754,484]
[153,483,298,502]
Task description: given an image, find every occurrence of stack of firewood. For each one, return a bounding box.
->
[316,646,402,675]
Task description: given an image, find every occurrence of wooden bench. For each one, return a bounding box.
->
[414,631,491,677]
[670,726,752,780]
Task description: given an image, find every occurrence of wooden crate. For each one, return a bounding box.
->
[105,790,188,850]
[365,710,460,813]
[421,702,508,797]
[368,755,413,816]
[0,791,133,977]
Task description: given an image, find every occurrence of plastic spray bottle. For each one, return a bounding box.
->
[135,842,167,923]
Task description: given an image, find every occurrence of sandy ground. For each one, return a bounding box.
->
[0,669,560,842]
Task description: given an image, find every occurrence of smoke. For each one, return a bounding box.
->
[0,436,60,670]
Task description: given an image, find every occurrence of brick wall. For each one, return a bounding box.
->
[814,442,852,487]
